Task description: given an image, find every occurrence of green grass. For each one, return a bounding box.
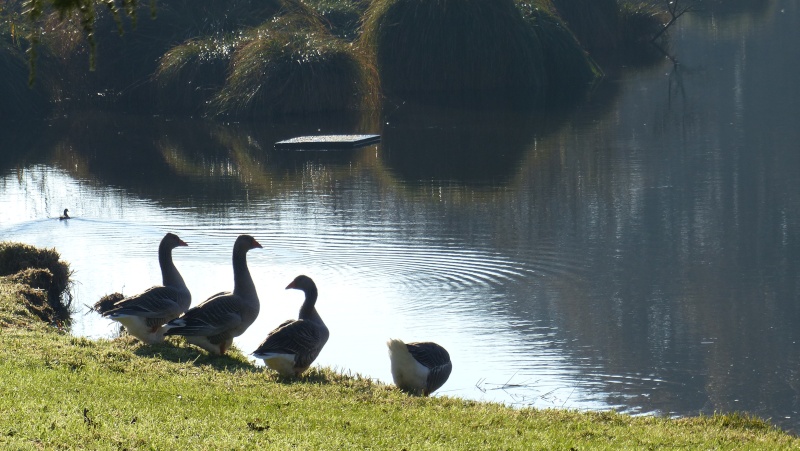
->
[1,244,799,449]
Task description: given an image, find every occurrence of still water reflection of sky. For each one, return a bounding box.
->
[2,0,800,432]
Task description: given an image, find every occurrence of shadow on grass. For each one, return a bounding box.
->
[133,340,259,373]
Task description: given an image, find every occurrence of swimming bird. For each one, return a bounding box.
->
[387,339,452,396]
[98,233,191,344]
[253,275,329,377]
[163,234,262,355]
[59,209,70,220]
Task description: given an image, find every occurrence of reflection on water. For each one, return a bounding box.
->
[2,0,800,432]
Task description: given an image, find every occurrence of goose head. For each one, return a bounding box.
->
[162,232,189,250]
[286,275,315,292]
[235,234,263,253]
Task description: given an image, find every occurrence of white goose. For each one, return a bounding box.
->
[163,234,262,355]
[99,233,191,344]
[387,339,452,396]
[253,275,329,377]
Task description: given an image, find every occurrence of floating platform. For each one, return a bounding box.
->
[275,134,381,150]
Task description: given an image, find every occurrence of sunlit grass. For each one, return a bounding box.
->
[1,245,799,449]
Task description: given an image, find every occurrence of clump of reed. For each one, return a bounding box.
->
[617,1,669,64]
[304,0,371,41]
[154,33,241,115]
[210,12,380,117]
[551,0,620,53]
[361,0,548,109]
[516,0,603,105]
[0,242,73,325]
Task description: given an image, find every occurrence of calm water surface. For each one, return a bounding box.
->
[2,1,800,431]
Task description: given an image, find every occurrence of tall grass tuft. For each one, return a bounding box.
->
[551,0,620,53]
[361,0,547,109]
[517,1,602,105]
[618,1,668,64]
[211,13,380,118]
[154,34,241,115]
[304,0,371,41]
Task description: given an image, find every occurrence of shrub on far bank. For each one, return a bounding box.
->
[618,2,669,64]
[551,0,620,53]
[361,0,550,109]
[550,0,667,64]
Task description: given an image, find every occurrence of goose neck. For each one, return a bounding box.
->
[159,245,186,288]
[232,250,257,298]
[298,288,320,321]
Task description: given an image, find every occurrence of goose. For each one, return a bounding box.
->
[253,275,329,377]
[59,209,70,220]
[387,339,452,396]
[163,234,262,355]
[98,233,191,344]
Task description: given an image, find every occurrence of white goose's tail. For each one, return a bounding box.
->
[387,339,428,395]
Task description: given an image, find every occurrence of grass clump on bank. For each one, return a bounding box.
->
[1,243,799,449]
[0,242,72,327]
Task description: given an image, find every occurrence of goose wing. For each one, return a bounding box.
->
[406,342,452,395]
[164,292,244,337]
[254,320,327,357]
[104,286,186,319]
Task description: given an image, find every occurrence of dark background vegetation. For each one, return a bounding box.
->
[1,0,675,122]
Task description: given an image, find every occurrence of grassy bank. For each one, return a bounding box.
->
[1,244,799,449]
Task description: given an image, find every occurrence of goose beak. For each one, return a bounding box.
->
[252,239,263,249]
[178,239,188,247]
[285,281,296,290]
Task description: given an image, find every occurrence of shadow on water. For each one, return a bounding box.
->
[3,110,383,209]
[377,102,588,185]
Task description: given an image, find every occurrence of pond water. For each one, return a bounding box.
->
[2,0,800,432]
